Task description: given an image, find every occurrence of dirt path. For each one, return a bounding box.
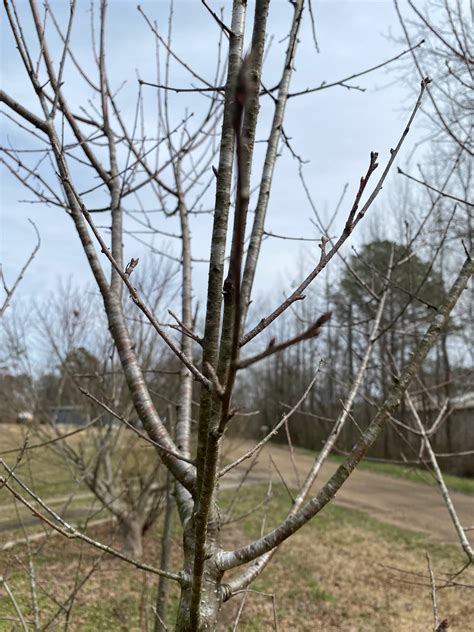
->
[0,508,91,534]
[223,439,474,545]
[1,439,472,547]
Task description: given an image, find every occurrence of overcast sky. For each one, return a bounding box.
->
[1,0,426,311]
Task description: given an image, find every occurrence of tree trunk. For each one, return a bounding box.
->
[173,522,224,631]
[174,564,223,632]
[155,474,175,632]
[120,518,144,560]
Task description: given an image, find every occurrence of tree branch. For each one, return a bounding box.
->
[217,252,473,571]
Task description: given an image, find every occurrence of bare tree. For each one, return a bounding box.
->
[394,0,473,248]
[1,1,472,630]
[0,220,40,318]
[2,265,179,559]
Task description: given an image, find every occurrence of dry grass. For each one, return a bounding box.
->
[1,426,472,629]
[0,423,159,527]
[218,486,473,631]
[1,484,472,631]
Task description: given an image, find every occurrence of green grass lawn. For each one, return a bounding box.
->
[328,453,474,495]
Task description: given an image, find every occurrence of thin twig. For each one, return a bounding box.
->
[0,219,40,316]
[219,368,321,478]
[79,388,195,465]
[426,552,439,631]
[0,466,181,582]
[0,577,29,632]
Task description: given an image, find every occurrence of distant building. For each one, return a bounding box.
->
[412,391,474,412]
[413,391,474,477]
[48,406,117,426]
[49,406,88,425]
[451,392,474,411]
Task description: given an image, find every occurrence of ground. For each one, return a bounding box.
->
[223,439,474,545]
[1,425,473,630]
